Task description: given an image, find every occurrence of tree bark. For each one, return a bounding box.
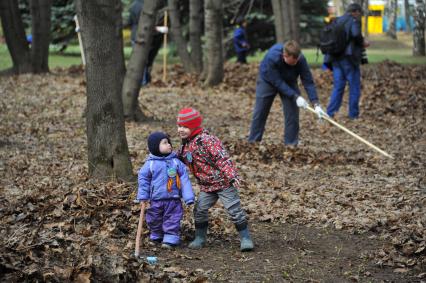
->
[168,0,193,73]
[75,0,133,181]
[121,0,164,121]
[30,0,52,73]
[413,0,425,56]
[271,0,285,43]
[364,0,369,37]
[189,0,203,74]
[0,0,32,74]
[404,0,412,32]
[387,0,398,39]
[287,0,300,42]
[204,0,223,86]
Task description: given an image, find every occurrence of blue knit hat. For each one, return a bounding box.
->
[147,132,171,157]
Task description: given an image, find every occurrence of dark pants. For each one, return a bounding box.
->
[248,78,300,145]
[146,199,183,245]
[327,58,361,119]
[236,51,247,64]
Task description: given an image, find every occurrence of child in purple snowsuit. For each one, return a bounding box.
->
[137,132,194,248]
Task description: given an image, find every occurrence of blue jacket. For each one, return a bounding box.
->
[332,13,364,65]
[137,152,194,205]
[233,27,249,53]
[259,43,319,104]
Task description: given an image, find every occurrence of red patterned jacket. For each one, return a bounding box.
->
[178,129,239,192]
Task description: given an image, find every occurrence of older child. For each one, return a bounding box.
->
[137,132,194,248]
[176,108,254,252]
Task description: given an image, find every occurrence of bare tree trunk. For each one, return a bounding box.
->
[30,0,52,73]
[288,0,300,42]
[404,0,412,32]
[75,0,133,181]
[0,0,32,74]
[204,0,223,86]
[387,0,398,39]
[364,0,369,37]
[122,0,164,121]
[413,0,425,55]
[333,0,346,16]
[168,0,193,73]
[271,0,285,43]
[189,0,203,74]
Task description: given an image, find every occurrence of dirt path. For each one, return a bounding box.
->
[140,221,415,282]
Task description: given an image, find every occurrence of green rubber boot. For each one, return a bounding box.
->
[239,227,254,252]
[188,225,207,249]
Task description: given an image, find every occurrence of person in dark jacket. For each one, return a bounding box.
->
[326,3,370,119]
[248,40,327,145]
[233,16,250,64]
[128,0,164,86]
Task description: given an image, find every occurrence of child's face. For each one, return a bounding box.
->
[159,138,172,154]
[177,126,191,139]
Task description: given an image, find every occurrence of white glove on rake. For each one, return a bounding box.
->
[296,96,308,108]
[314,105,329,119]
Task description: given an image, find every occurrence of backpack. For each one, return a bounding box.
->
[319,17,350,56]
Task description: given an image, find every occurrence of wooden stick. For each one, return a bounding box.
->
[73,15,86,66]
[306,106,393,159]
[135,201,147,257]
[162,10,168,82]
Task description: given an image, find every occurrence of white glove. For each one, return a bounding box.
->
[296,96,308,109]
[155,26,168,34]
[314,104,328,119]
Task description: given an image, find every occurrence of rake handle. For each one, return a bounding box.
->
[135,201,147,257]
[306,105,393,159]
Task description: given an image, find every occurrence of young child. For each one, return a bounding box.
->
[137,131,194,249]
[176,108,254,252]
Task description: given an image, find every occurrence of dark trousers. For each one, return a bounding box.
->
[236,51,247,64]
[248,78,299,145]
[326,58,361,119]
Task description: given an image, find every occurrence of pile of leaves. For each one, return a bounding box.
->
[0,61,425,281]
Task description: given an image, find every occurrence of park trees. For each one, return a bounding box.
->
[204,0,224,86]
[387,0,398,39]
[413,0,426,55]
[271,0,300,43]
[121,0,164,121]
[75,0,133,181]
[0,0,51,74]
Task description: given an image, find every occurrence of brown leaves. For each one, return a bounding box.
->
[1,61,425,280]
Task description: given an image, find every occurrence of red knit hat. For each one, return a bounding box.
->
[177,107,202,129]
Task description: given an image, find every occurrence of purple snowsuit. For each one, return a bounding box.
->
[137,152,194,245]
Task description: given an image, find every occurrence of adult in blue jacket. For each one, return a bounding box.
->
[137,132,194,248]
[233,16,250,64]
[248,40,326,145]
[326,3,369,119]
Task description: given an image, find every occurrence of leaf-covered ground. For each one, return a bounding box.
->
[0,61,425,282]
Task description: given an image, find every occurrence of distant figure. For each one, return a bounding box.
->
[325,3,370,119]
[128,0,164,86]
[248,40,327,145]
[233,16,250,64]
